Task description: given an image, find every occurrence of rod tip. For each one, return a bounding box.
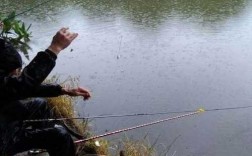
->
[197,108,205,113]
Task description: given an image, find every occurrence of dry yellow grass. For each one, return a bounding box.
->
[77,139,109,155]
[45,75,87,136]
[45,75,108,155]
[112,136,157,156]
[45,76,158,156]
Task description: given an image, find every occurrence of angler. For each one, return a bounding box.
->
[0,27,91,156]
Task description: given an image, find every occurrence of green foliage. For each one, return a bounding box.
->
[0,12,32,59]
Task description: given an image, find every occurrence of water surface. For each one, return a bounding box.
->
[3,0,252,155]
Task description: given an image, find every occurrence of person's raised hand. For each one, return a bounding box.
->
[48,27,78,55]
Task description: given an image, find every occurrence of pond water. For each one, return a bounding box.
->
[3,0,252,155]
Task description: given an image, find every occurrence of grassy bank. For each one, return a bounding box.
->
[45,76,158,156]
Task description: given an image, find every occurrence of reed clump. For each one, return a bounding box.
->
[45,76,158,156]
[45,76,109,155]
[111,136,157,156]
[45,75,87,136]
[77,139,109,156]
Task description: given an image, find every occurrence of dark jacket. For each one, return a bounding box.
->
[0,49,64,152]
[0,49,63,103]
[0,49,65,122]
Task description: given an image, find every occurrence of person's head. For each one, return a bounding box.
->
[0,39,22,76]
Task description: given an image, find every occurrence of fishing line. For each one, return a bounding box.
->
[73,105,252,143]
[23,105,252,123]
[74,109,205,144]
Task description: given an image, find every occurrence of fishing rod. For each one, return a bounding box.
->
[74,105,252,143]
[23,105,252,123]
[74,109,205,144]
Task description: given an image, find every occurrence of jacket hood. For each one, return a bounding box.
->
[0,39,22,74]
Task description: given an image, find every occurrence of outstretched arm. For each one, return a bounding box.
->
[0,28,78,100]
[62,86,91,101]
[30,84,91,101]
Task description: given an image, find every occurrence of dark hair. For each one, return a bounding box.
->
[0,39,22,74]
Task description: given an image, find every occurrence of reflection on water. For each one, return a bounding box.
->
[79,0,246,28]
[2,0,247,28]
[2,0,252,155]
